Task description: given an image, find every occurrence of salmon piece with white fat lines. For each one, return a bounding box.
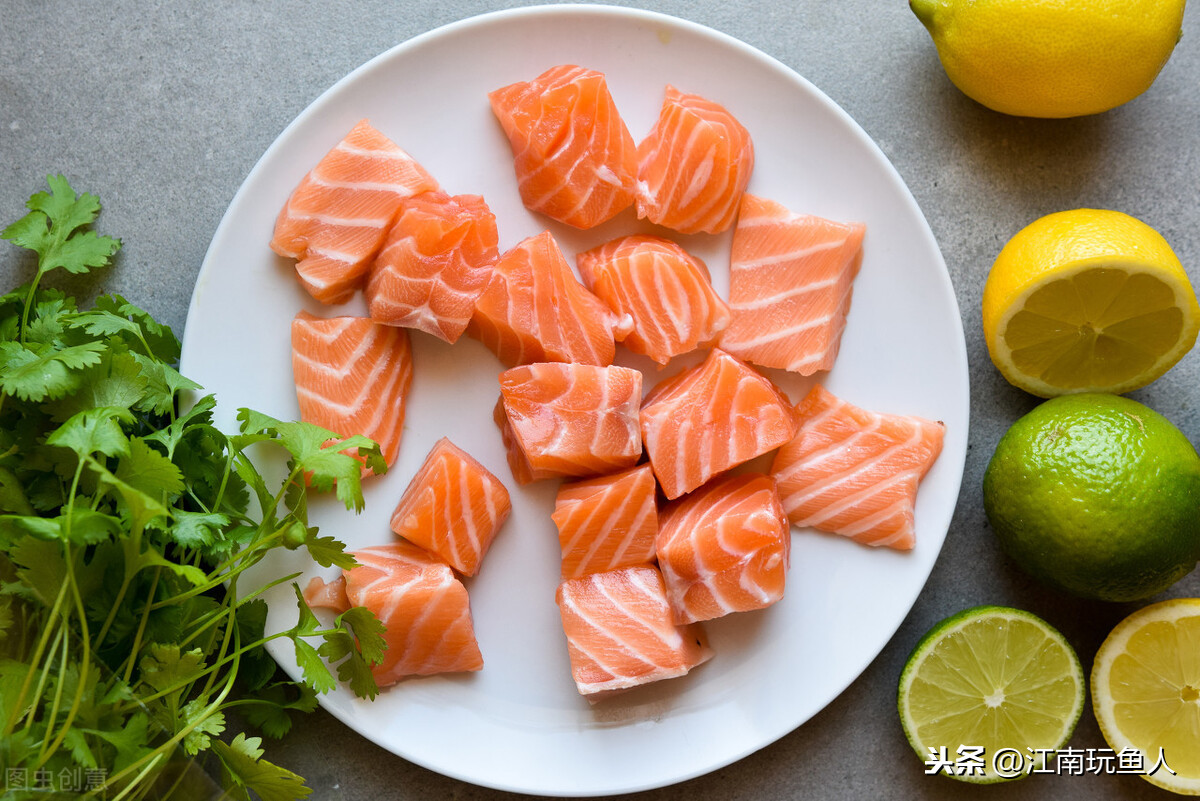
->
[656,473,790,625]
[271,119,439,304]
[634,86,754,235]
[365,191,499,344]
[488,64,637,229]
[770,385,945,550]
[576,234,730,365]
[389,437,511,577]
[495,362,642,484]
[639,348,799,500]
[291,311,413,470]
[307,542,483,685]
[555,564,712,702]
[720,194,865,375]
[468,231,632,367]
[552,463,659,580]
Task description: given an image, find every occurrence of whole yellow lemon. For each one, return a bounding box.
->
[910,0,1186,118]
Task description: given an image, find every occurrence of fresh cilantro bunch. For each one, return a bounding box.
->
[0,176,387,800]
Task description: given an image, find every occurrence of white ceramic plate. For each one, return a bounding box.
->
[180,4,968,795]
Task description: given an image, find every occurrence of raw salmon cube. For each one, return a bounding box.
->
[365,191,499,344]
[489,65,637,229]
[555,564,712,701]
[303,575,349,613]
[495,362,643,484]
[552,463,659,579]
[291,311,414,470]
[576,235,730,365]
[720,194,866,375]
[389,438,511,576]
[342,542,483,684]
[770,385,945,550]
[656,473,790,624]
[271,119,439,304]
[635,86,754,235]
[467,231,631,367]
[639,348,799,499]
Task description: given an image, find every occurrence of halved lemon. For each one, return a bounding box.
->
[898,606,1085,783]
[982,209,1200,397]
[1092,598,1200,795]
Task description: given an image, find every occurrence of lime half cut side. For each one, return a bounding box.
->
[898,605,1086,783]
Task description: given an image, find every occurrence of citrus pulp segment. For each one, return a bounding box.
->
[983,209,1200,397]
[1092,599,1200,795]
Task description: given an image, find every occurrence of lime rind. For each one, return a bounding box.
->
[899,605,1086,784]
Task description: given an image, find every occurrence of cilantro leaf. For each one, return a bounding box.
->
[304,533,356,570]
[115,437,185,500]
[130,351,201,416]
[90,295,181,363]
[238,682,318,740]
[168,509,229,551]
[317,627,379,701]
[214,733,311,801]
[293,639,336,696]
[290,583,321,637]
[139,643,207,695]
[45,349,148,420]
[0,174,120,278]
[45,406,133,460]
[337,606,387,667]
[181,699,226,756]
[0,339,107,401]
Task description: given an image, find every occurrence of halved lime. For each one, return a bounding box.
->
[898,605,1086,783]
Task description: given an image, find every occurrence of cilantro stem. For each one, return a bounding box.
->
[121,566,163,685]
[146,528,284,612]
[94,527,142,651]
[4,578,68,735]
[36,609,71,757]
[100,660,237,795]
[106,751,166,801]
[18,275,41,346]
[36,540,93,769]
[173,570,302,655]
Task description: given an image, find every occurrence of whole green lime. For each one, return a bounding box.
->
[983,393,1200,601]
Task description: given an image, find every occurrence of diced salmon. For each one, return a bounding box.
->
[389,437,511,577]
[468,231,631,367]
[341,542,483,684]
[552,463,659,580]
[770,385,945,550]
[488,65,637,229]
[495,362,643,484]
[634,86,754,235]
[639,348,799,499]
[303,575,349,614]
[656,473,790,624]
[576,235,730,365]
[290,311,414,470]
[365,191,499,344]
[555,565,712,702]
[719,194,865,374]
[271,119,439,304]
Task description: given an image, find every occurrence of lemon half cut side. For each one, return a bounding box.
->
[983,209,1200,398]
[1092,599,1200,795]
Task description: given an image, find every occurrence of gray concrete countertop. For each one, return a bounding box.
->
[3,1,1198,799]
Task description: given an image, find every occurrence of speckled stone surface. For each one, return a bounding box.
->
[2,1,1198,798]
